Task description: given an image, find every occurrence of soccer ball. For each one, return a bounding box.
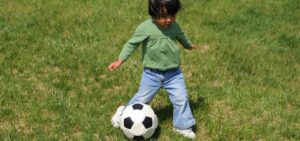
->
[120,103,158,140]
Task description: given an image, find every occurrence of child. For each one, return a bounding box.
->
[107,0,196,139]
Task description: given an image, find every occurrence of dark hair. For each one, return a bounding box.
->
[148,0,181,18]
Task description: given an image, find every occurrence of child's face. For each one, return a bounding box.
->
[154,15,176,29]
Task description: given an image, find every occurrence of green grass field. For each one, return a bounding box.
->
[0,0,299,140]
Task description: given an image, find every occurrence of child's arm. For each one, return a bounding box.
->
[108,40,140,72]
[175,23,196,50]
[177,31,195,50]
[107,24,148,71]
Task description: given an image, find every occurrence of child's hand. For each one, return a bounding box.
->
[108,59,124,71]
[188,44,196,50]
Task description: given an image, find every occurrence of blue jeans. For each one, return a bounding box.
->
[127,68,195,129]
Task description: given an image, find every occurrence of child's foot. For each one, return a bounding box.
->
[111,106,125,128]
[173,128,196,139]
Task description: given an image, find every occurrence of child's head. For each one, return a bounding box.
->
[148,0,181,18]
[148,0,181,28]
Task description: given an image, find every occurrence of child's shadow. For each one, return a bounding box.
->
[152,96,206,139]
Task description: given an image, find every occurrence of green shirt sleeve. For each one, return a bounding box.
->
[175,23,192,49]
[118,25,148,61]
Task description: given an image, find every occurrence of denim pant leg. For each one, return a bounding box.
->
[127,69,161,105]
[163,69,195,129]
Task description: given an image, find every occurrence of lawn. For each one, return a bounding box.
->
[0,0,299,140]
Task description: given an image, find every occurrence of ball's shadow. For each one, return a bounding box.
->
[151,96,206,139]
[151,125,161,139]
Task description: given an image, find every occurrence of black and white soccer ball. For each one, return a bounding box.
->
[120,103,158,140]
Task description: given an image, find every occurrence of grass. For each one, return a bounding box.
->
[0,0,299,140]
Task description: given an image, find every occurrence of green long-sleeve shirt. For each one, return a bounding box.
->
[119,19,192,71]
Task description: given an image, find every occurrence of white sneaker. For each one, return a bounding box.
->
[173,128,196,139]
[111,106,125,128]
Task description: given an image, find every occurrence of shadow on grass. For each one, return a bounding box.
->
[152,96,206,139]
[151,125,161,140]
[190,96,206,133]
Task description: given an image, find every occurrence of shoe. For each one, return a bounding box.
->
[111,106,125,128]
[173,128,196,139]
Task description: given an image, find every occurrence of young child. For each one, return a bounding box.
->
[107,0,196,139]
